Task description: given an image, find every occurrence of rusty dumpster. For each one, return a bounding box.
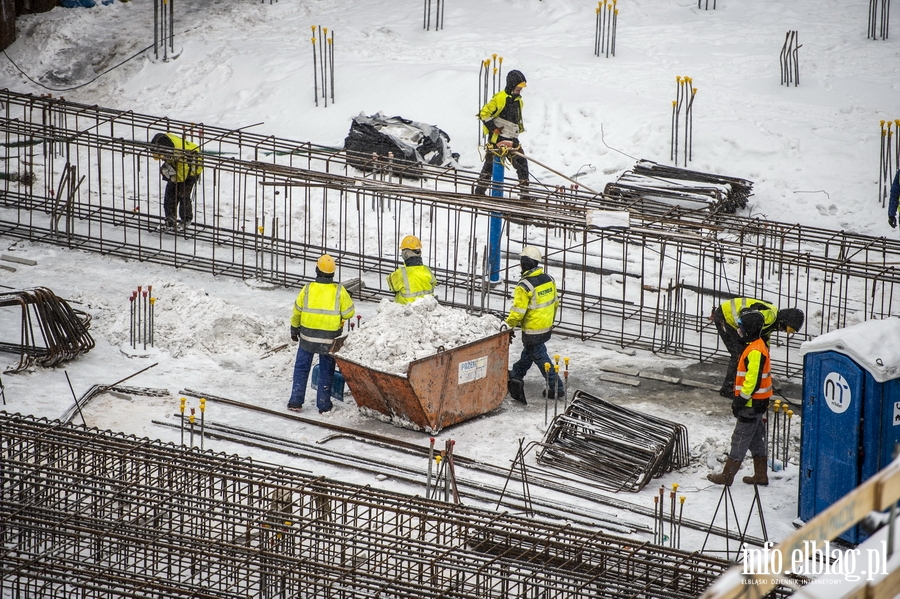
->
[331,330,512,433]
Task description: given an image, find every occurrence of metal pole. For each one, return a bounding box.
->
[488,152,503,284]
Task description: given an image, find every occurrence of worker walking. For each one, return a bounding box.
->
[505,246,564,403]
[708,310,772,486]
[387,235,437,304]
[711,298,804,397]
[474,69,531,201]
[151,132,203,231]
[288,254,355,414]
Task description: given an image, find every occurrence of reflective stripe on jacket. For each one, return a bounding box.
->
[505,267,558,338]
[161,133,204,183]
[734,338,773,402]
[479,91,524,143]
[721,297,778,340]
[387,264,437,304]
[291,281,355,353]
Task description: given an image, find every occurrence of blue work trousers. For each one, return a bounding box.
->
[510,341,564,395]
[289,346,336,412]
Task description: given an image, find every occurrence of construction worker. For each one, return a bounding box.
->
[288,254,355,414]
[474,69,531,201]
[708,310,772,486]
[888,168,899,229]
[711,298,804,397]
[151,132,203,231]
[505,246,564,403]
[387,235,437,304]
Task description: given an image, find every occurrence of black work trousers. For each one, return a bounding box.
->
[713,306,746,393]
[475,143,529,194]
[163,176,197,226]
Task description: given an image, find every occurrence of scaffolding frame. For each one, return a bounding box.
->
[1,90,899,379]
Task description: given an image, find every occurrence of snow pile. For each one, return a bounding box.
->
[338,296,502,375]
[102,281,283,359]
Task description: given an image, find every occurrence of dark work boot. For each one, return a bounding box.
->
[742,456,770,486]
[518,180,532,201]
[707,457,742,486]
[473,176,490,196]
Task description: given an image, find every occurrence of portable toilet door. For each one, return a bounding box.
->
[798,318,900,544]
[799,351,880,543]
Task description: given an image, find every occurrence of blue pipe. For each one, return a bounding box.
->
[489,153,503,283]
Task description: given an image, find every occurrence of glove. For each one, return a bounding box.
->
[290,326,301,342]
[160,163,176,182]
[890,214,897,229]
[731,396,746,418]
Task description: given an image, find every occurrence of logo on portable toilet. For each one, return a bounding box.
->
[823,372,851,414]
[894,402,900,427]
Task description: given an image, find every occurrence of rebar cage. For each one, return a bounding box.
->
[1,89,899,378]
[0,412,798,599]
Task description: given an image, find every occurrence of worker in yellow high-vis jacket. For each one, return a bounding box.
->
[288,254,355,414]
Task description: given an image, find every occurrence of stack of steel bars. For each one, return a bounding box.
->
[603,159,754,214]
[0,287,94,373]
[537,390,690,492]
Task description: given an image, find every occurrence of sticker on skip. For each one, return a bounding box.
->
[458,357,488,384]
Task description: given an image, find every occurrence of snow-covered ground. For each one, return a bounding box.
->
[2,0,899,579]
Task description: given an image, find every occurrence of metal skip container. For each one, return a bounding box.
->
[331,330,511,433]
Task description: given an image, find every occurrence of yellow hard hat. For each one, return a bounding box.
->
[400,235,422,251]
[316,254,336,274]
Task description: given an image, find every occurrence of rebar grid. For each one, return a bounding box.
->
[0,412,790,599]
[1,90,898,379]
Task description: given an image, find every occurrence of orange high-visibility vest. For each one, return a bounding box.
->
[734,338,773,403]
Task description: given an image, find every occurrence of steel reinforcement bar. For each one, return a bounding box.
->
[1,90,899,378]
[1,412,799,599]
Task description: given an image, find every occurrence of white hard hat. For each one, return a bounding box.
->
[520,246,542,262]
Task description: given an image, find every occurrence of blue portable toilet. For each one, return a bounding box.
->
[798,317,900,543]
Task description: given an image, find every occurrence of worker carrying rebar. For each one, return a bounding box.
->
[288,254,355,414]
[387,235,437,304]
[151,132,203,231]
[888,168,900,229]
[708,310,772,487]
[475,69,531,201]
[505,246,564,403]
[711,298,803,398]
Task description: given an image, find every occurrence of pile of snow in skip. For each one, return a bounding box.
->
[338,296,501,376]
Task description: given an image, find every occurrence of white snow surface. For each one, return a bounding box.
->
[1,0,898,586]
[338,296,502,375]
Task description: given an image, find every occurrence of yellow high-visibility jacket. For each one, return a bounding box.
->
[720,297,778,341]
[479,91,524,144]
[505,267,558,343]
[291,280,355,353]
[387,264,437,304]
[159,133,203,183]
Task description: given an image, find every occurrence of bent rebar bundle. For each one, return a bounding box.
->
[0,413,799,599]
[604,159,753,214]
[0,287,94,373]
[537,390,690,493]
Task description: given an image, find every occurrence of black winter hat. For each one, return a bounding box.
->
[505,70,527,94]
[151,133,174,147]
[777,308,804,332]
[738,310,764,340]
